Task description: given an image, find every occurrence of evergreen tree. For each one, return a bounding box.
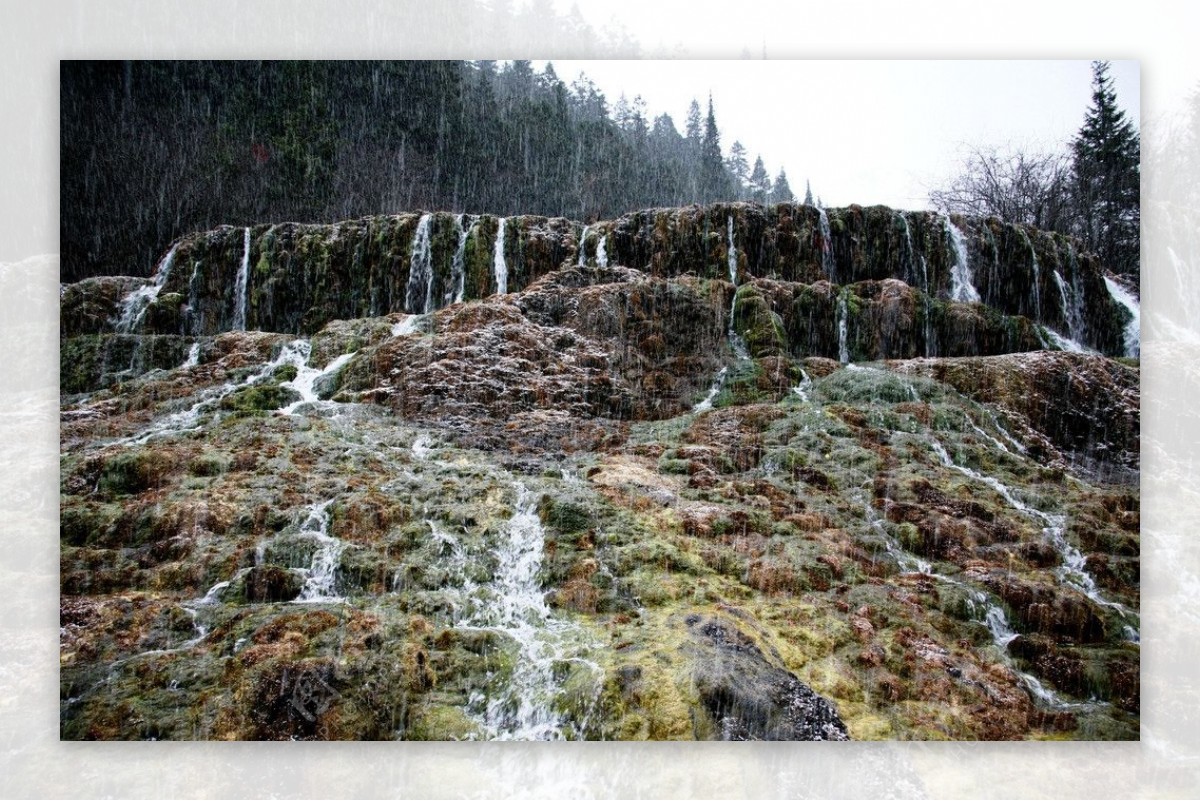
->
[700,94,729,201]
[684,99,703,143]
[1071,60,1140,277]
[726,140,750,196]
[770,168,794,203]
[748,155,771,203]
[803,179,814,206]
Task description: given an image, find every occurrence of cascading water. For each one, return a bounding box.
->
[276,340,357,415]
[181,342,200,369]
[493,217,508,294]
[944,217,981,303]
[577,225,589,267]
[115,339,300,445]
[391,314,421,338]
[596,233,608,269]
[458,482,601,740]
[929,438,1138,636]
[232,227,251,331]
[406,213,434,314]
[836,291,850,364]
[724,220,751,361]
[817,206,834,279]
[1103,276,1140,358]
[295,500,345,602]
[1018,228,1043,321]
[447,214,471,306]
[116,244,179,333]
[726,214,738,284]
[692,367,728,413]
[792,368,813,403]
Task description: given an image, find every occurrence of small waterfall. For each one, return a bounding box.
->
[232,227,251,331]
[1103,276,1140,357]
[391,314,421,338]
[944,218,981,303]
[276,340,357,415]
[1019,228,1042,321]
[406,213,434,314]
[727,292,750,361]
[181,342,200,369]
[792,368,813,403]
[930,438,1137,634]
[577,225,589,267]
[461,482,601,740]
[692,367,728,413]
[116,244,178,333]
[411,434,433,460]
[596,232,608,269]
[836,291,850,364]
[898,213,916,286]
[817,206,834,278]
[493,217,508,294]
[726,214,738,284]
[296,500,345,602]
[446,214,471,307]
[1051,269,1086,348]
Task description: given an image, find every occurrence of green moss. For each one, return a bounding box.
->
[219,383,300,415]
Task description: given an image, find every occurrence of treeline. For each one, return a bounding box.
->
[61,60,794,282]
[930,61,1140,279]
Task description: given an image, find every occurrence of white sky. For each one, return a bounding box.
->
[544,59,1141,210]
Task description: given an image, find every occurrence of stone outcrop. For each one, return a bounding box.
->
[60,203,1135,358]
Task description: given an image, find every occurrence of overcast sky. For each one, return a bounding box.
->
[544,58,1140,210]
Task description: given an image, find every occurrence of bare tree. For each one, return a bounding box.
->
[930,144,1073,233]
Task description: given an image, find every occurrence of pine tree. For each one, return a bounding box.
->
[1071,60,1140,277]
[803,179,814,206]
[726,140,750,196]
[748,155,771,203]
[770,168,794,203]
[700,94,729,202]
[684,99,703,144]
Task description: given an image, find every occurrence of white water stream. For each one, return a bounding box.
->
[232,227,251,331]
[493,218,508,294]
[115,244,179,333]
[406,213,434,314]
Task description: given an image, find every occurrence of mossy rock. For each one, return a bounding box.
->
[219,383,301,415]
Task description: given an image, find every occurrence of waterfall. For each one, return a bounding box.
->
[447,214,470,306]
[277,340,357,415]
[493,218,508,294]
[1019,228,1042,321]
[460,482,601,740]
[726,214,738,284]
[391,314,421,338]
[295,500,345,602]
[1051,269,1085,348]
[411,434,433,460]
[692,367,728,413]
[930,438,1137,634]
[898,213,916,286]
[944,218,981,303]
[837,291,850,364]
[1103,276,1140,357]
[406,213,434,314]
[596,233,608,269]
[232,227,251,331]
[181,342,200,369]
[859,485,1085,709]
[792,368,813,403]
[727,292,750,361]
[577,225,589,267]
[817,206,834,278]
[115,244,178,333]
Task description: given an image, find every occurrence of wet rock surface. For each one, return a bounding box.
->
[59,204,1139,741]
